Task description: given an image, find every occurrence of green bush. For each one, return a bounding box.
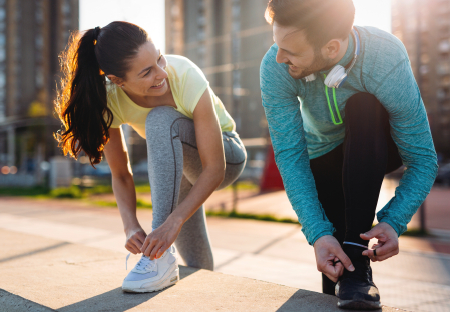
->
[0,186,50,197]
[136,199,152,209]
[49,186,83,199]
[205,210,298,224]
[135,184,151,193]
[83,185,113,195]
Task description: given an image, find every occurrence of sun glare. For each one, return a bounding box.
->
[79,0,165,52]
[353,0,392,33]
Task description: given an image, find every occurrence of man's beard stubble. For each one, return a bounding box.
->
[287,48,331,80]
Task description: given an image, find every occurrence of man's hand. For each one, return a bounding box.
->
[360,222,399,262]
[314,235,355,283]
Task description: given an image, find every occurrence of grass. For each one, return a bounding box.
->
[0,184,430,236]
[135,184,151,193]
[92,199,152,209]
[369,224,428,237]
[205,210,298,224]
[223,181,259,191]
[0,186,50,197]
[401,228,428,237]
[49,185,83,198]
[0,181,256,199]
[0,184,113,199]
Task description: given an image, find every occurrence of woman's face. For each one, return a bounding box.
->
[120,41,169,97]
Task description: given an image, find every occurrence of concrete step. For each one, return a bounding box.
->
[0,228,405,312]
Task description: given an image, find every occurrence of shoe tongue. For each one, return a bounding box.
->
[135,255,155,271]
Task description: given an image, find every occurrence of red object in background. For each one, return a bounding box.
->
[260,144,285,192]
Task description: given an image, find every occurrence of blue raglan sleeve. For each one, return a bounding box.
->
[366,57,438,236]
[260,45,335,245]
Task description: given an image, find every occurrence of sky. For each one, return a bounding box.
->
[79,0,392,54]
[79,0,166,51]
[353,0,391,32]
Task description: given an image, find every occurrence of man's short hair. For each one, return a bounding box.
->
[265,0,355,48]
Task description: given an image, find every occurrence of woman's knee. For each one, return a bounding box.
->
[145,106,180,130]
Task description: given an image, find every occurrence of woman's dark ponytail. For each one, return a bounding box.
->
[55,22,148,165]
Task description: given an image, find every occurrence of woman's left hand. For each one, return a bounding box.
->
[141,216,183,260]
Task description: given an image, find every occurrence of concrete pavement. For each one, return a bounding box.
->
[0,226,406,312]
[1,196,448,311]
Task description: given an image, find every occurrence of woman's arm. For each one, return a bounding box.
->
[103,127,146,254]
[141,88,226,259]
[171,88,226,223]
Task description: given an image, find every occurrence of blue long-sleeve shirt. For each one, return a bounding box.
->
[260,26,438,246]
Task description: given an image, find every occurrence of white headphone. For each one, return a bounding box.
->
[304,28,360,88]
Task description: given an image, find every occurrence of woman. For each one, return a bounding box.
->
[55,21,247,293]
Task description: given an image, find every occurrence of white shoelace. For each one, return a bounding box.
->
[125,253,156,272]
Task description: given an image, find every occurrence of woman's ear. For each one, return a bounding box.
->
[107,74,124,87]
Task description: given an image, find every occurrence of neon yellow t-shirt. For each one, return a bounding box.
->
[106,55,236,138]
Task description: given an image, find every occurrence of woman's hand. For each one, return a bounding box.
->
[141,216,183,260]
[125,227,147,254]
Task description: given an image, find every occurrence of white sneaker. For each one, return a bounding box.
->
[122,246,179,293]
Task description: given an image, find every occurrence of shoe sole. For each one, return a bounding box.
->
[338,299,381,310]
[122,266,179,293]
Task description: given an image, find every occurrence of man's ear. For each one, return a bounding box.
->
[323,39,342,60]
[107,74,124,87]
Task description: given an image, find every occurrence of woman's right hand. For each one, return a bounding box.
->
[125,227,147,254]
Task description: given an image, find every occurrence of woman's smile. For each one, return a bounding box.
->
[150,79,166,89]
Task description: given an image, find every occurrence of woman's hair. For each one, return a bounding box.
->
[265,0,355,49]
[54,21,148,165]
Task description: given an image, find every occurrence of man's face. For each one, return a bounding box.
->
[273,23,332,80]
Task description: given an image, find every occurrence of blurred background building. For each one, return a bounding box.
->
[3,0,450,188]
[165,0,273,139]
[0,0,79,185]
[392,0,450,158]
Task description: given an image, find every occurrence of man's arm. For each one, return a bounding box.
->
[260,45,335,246]
[367,58,438,236]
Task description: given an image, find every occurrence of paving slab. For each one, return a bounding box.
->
[0,228,405,312]
[4,197,450,311]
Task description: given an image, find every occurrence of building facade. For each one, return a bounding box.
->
[0,0,79,174]
[392,0,450,158]
[165,0,274,139]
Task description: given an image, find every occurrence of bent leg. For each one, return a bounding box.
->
[146,106,246,270]
[146,106,213,270]
[146,106,192,229]
[175,175,214,270]
[175,131,246,270]
[343,93,402,246]
[310,145,346,295]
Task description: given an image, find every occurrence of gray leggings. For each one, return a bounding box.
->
[145,106,247,270]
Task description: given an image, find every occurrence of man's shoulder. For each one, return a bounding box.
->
[261,44,284,75]
[358,26,409,78]
[260,44,299,91]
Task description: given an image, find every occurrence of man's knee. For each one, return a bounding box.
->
[345,93,389,129]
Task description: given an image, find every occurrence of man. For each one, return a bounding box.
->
[260,0,438,309]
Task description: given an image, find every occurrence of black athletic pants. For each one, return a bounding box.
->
[309,93,403,295]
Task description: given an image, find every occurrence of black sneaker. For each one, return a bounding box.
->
[336,244,381,310]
